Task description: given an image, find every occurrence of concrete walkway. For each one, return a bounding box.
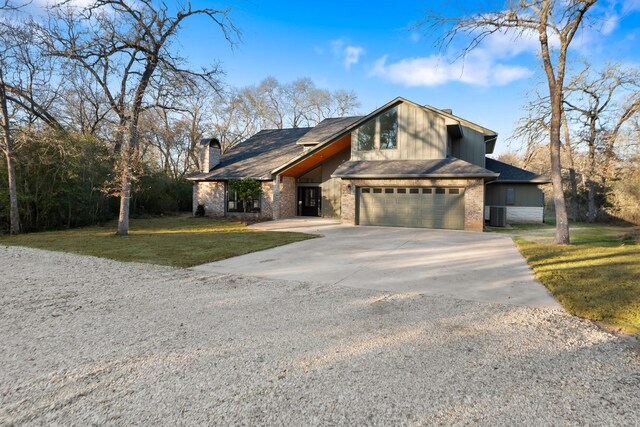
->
[193,218,561,309]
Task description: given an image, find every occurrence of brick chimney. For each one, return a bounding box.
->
[200,138,221,172]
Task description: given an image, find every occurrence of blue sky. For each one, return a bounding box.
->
[179,1,640,154]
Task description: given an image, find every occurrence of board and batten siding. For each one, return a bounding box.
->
[350,102,447,161]
[450,126,486,167]
[485,184,544,207]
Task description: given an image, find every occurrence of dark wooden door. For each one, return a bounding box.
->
[298,187,321,216]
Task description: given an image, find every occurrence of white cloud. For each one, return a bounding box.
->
[329,38,365,70]
[601,14,620,35]
[370,54,532,87]
[344,45,365,70]
[370,31,535,88]
[492,64,533,85]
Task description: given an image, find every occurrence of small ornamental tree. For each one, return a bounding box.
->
[228,178,261,213]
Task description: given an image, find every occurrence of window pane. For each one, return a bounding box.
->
[373,188,382,193]
[423,188,432,194]
[409,188,419,194]
[449,188,460,194]
[435,188,446,194]
[380,107,398,150]
[357,119,376,151]
[385,188,394,193]
[362,188,370,193]
[397,188,406,194]
[506,188,515,205]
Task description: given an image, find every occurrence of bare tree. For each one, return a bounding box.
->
[0,59,20,234]
[238,76,360,132]
[332,89,360,117]
[45,0,238,235]
[0,1,72,235]
[211,90,259,153]
[561,109,580,221]
[0,2,23,235]
[564,63,640,222]
[419,0,599,244]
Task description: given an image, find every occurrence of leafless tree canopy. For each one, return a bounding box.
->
[418,0,599,244]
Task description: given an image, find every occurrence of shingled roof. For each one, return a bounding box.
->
[332,158,499,179]
[188,128,311,181]
[485,158,550,183]
[296,116,363,145]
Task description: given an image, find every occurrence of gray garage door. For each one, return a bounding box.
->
[358,187,465,230]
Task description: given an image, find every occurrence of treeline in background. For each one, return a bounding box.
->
[0,1,359,233]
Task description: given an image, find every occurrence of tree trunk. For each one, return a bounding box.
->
[0,70,21,235]
[115,59,157,236]
[561,110,579,221]
[585,120,598,223]
[549,91,570,244]
[586,180,597,223]
[538,2,570,245]
[116,149,132,236]
[585,148,597,223]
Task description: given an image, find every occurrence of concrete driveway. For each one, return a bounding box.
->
[193,218,560,308]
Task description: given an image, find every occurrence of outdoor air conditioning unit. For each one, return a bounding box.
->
[490,206,507,227]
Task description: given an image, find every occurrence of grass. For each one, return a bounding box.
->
[500,224,640,335]
[0,215,316,268]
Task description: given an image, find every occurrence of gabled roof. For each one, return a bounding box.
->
[272,97,498,176]
[332,157,499,179]
[485,158,551,183]
[296,116,363,145]
[188,128,311,181]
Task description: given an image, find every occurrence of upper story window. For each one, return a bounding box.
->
[379,107,398,149]
[357,119,376,151]
[355,107,398,151]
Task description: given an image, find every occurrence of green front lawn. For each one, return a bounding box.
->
[0,216,315,268]
[503,224,640,334]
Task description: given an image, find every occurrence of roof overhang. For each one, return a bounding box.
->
[331,158,500,181]
[484,135,497,154]
[332,173,499,179]
[186,174,273,182]
[274,134,351,177]
[447,123,464,139]
[487,178,552,184]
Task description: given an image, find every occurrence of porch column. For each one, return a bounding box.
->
[273,174,280,220]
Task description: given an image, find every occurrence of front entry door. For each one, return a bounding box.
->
[298,187,321,216]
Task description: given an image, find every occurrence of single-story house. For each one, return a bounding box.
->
[188,97,549,231]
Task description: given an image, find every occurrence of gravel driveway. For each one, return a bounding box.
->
[1,246,638,425]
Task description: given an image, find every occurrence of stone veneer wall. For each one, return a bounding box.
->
[340,178,485,232]
[193,181,225,216]
[260,181,274,219]
[463,178,485,231]
[278,176,297,218]
[193,180,275,219]
[192,176,300,220]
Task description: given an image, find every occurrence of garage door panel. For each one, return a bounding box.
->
[359,187,464,230]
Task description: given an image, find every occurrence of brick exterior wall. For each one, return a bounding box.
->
[463,178,485,231]
[278,176,297,218]
[193,181,225,216]
[340,178,485,232]
[260,181,274,219]
[340,181,356,223]
[193,179,293,220]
